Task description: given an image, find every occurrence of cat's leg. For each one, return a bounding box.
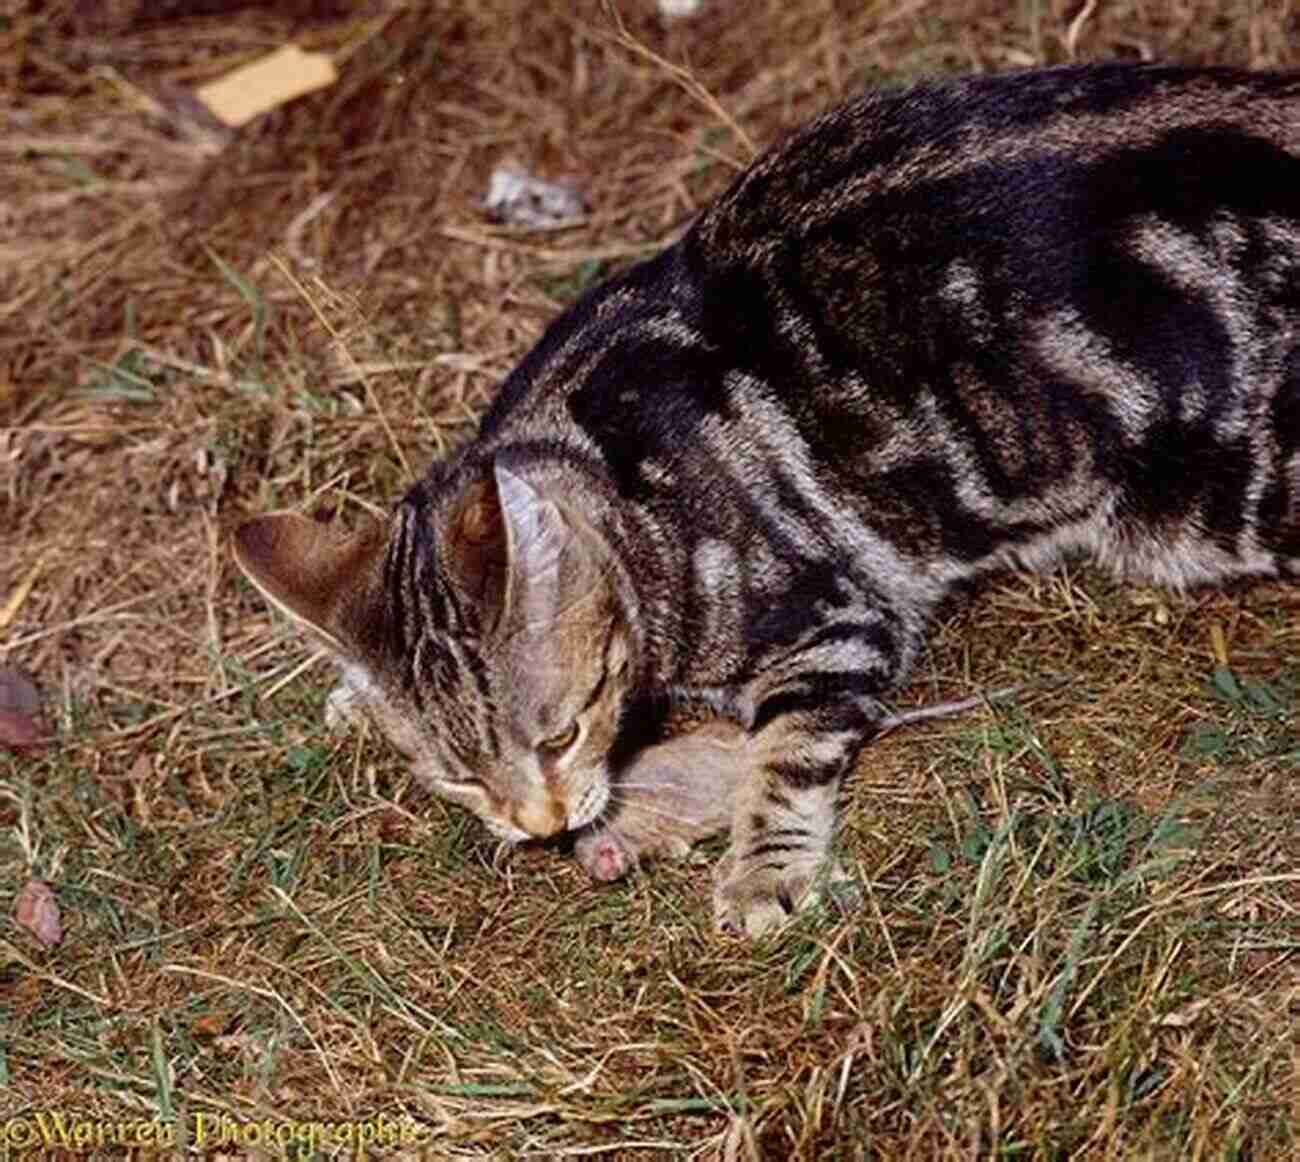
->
[715,615,912,937]
[324,664,381,732]
[712,707,874,936]
[575,721,748,881]
[324,681,363,732]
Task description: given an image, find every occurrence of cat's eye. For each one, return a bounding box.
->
[537,722,580,754]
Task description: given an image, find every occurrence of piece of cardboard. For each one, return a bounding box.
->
[196,44,337,129]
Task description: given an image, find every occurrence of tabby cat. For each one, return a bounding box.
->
[235,64,1300,936]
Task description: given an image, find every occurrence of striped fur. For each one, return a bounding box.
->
[235,63,1300,936]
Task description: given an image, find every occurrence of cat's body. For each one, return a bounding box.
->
[236,63,1300,935]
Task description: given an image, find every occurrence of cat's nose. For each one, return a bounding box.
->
[512,796,567,838]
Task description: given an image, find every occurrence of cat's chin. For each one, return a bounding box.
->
[485,820,531,845]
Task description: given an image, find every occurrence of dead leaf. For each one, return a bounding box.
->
[1155,999,1212,1028]
[0,557,43,630]
[191,1010,236,1038]
[129,751,153,822]
[196,44,338,129]
[1209,622,1229,666]
[10,973,45,1011]
[0,710,40,748]
[0,666,43,750]
[14,879,62,947]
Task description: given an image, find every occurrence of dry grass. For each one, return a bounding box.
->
[2,1,1298,1157]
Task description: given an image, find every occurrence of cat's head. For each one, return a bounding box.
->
[232,462,633,843]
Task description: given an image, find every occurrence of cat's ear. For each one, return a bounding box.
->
[445,475,509,612]
[232,512,384,655]
[493,464,582,629]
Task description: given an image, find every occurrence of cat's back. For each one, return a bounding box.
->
[480,64,1300,589]
[602,62,1300,591]
[691,64,1300,376]
[666,65,1300,568]
[696,63,1300,264]
[484,65,1300,457]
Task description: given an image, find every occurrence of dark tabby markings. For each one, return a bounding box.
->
[240,64,1300,938]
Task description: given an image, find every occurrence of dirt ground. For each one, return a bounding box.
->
[2,2,1298,1158]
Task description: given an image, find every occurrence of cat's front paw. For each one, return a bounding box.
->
[324,682,364,732]
[712,854,858,937]
[712,851,815,937]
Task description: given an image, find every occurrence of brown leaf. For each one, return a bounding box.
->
[0,559,43,630]
[10,974,45,1012]
[0,666,44,750]
[191,1010,236,1038]
[0,709,40,748]
[378,808,410,843]
[1155,999,1212,1029]
[14,879,62,947]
